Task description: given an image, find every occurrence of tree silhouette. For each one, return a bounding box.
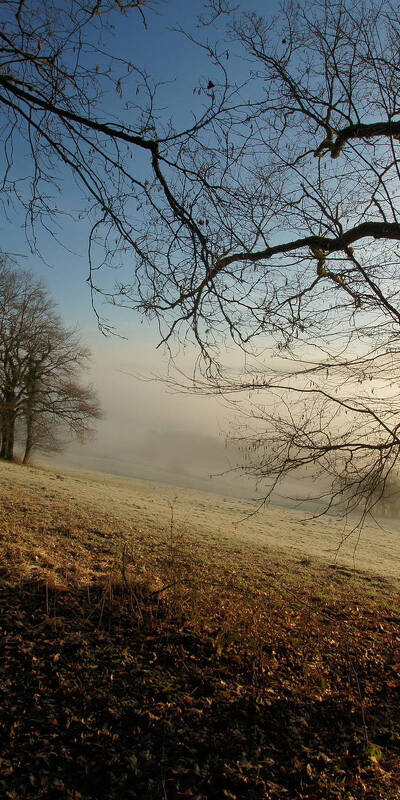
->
[3,1,400,514]
[0,261,101,462]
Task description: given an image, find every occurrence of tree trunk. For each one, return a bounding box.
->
[0,420,6,458]
[23,411,33,464]
[5,413,15,460]
[22,441,32,464]
[0,417,11,459]
[1,393,17,461]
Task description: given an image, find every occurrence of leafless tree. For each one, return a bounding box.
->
[3,0,400,515]
[15,412,64,458]
[22,378,101,464]
[0,261,101,462]
[0,262,54,459]
[0,0,230,328]
[134,0,400,520]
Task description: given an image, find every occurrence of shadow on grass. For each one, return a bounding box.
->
[0,576,398,800]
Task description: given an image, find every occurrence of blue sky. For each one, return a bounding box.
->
[1,0,280,334]
[1,0,281,486]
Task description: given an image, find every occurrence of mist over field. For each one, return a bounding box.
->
[40,427,255,499]
[27,341,309,503]
[31,339,244,495]
[31,340,400,517]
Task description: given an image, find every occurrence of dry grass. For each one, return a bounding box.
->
[0,459,398,654]
[1,460,400,799]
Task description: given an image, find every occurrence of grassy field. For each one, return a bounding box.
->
[0,460,399,799]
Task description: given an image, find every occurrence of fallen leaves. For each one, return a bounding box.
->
[0,463,399,799]
[0,578,398,800]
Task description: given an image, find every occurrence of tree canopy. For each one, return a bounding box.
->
[0,261,101,463]
[2,0,400,515]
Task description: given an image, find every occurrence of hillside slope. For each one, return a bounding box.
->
[0,461,399,799]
